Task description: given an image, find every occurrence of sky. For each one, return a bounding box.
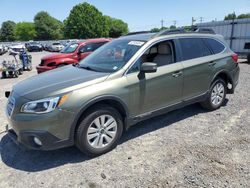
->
[0,0,249,31]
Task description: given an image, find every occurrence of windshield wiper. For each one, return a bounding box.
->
[78,65,98,72]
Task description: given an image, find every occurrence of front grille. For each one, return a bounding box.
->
[6,94,15,117]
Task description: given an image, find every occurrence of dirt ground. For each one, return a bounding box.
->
[0,52,249,188]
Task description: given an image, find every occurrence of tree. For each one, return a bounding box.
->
[224,12,237,20]
[14,22,36,41]
[105,16,128,38]
[64,2,109,39]
[170,25,177,29]
[237,13,250,19]
[0,21,16,42]
[34,11,63,40]
[150,27,168,33]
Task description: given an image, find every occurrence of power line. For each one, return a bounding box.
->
[173,20,177,26]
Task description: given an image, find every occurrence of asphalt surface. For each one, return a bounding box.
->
[0,52,249,188]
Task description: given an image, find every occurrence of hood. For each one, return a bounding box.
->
[42,53,72,60]
[13,65,110,100]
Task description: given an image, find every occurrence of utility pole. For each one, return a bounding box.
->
[200,17,203,23]
[192,17,196,26]
[173,20,177,27]
[161,19,164,29]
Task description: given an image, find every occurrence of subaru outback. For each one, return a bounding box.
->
[5,29,239,156]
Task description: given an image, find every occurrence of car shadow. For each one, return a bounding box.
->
[0,100,228,172]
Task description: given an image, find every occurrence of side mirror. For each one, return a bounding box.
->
[141,62,157,73]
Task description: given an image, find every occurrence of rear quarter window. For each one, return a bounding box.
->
[179,38,212,61]
[204,38,225,54]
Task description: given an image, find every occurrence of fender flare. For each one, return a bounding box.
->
[69,95,129,141]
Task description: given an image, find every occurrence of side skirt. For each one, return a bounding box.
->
[126,92,209,129]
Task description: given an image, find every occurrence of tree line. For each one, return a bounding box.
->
[0,2,129,42]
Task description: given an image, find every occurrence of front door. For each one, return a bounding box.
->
[126,40,183,116]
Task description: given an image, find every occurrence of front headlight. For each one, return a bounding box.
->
[21,94,69,114]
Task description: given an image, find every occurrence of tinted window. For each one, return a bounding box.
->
[205,38,225,54]
[80,42,107,53]
[179,38,212,61]
[128,40,175,74]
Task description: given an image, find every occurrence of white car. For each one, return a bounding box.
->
[49,42,64,52]
[9,43,26,52]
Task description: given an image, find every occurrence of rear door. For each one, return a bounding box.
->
[178,37,213,100]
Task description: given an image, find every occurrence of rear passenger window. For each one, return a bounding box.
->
[179,38,212,61]
[205,38,225,54]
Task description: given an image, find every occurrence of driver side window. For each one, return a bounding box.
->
[79,44,93,53]
[127,40,175,74]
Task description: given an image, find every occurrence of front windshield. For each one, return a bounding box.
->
[79,39,145,73]
[61,43,78,53]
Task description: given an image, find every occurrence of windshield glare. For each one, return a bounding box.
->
[79,39,145,73]
[61,43,78,53]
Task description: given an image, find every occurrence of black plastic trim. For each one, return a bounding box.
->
[7,129,73,151]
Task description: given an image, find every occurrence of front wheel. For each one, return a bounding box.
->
[247,53,250,64]
[76,105,123,156]
[200,78,226,111]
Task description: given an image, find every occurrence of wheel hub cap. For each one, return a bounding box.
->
[87,115,117,149]
[211,83,225,106]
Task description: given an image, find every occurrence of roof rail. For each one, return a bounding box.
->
[124,31,151,36]
[152,27,216,38]
[193,28,216,34]
[152,29,185,38]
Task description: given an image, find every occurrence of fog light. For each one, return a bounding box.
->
[34,137,42,146]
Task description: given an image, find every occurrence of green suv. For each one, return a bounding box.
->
[5,29,239,156]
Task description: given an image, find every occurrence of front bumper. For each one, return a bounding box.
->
[36,65,54,74]
[6,92,76,150]
[6,125,73,150]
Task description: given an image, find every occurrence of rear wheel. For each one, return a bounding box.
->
[200,78,226,110]
[76,105,123,156]
[247,53,250,64]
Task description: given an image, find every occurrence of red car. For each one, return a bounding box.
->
[36,38,111,73]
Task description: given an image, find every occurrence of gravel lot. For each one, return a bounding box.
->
[0,52,249,188]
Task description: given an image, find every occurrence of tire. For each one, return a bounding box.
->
[19,69,23,75]
[200,78,226,111]
[1,71,6,79]
[247,53,250,64]
[14,71,19,78]
[76,105,123,156]
[27,65,32,71]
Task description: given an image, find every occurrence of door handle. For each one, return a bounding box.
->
[208,62,216,67]
[172,71,182,78]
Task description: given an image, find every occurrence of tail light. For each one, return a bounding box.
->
[232,54,238,63]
